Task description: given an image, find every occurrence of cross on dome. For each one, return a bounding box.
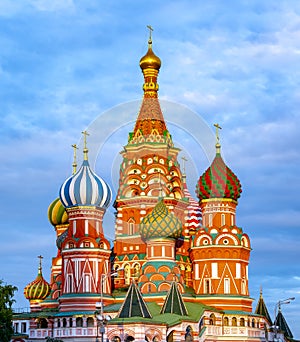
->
[72,143,79,174]
[214,123,222,154]
[81,130,90,160]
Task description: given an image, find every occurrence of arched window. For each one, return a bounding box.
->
[62,318,67,328]
[133,263,140,278]
[112,337,121,342]
[240,318,245,326]
[204,279,210,294]
[209,214,213,227]
[185,325,193,341]
[241,280,246,295]
[87,317,94,327]
[232,317,237,326]
[209,314,215,325]
[224,278,230,294]
[84,274,91,292]
[124,264,130,285]
[252,318,255,328]
[125,336,135,342]
[67,274,73,293]
[76,317,83,327]
[39,318,48,329]
[223,317,229,326]
[221,214,225,226]
[69,318,73,327]
[57,319,61,328]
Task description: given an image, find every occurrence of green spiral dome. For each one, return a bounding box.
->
[140,199,182,240]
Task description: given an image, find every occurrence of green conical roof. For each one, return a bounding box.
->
[254,290,272,323]
[160,281,188,316]
[118,281,152,319]
[275,310,293,339]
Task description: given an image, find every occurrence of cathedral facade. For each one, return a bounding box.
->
[12,32,295,342]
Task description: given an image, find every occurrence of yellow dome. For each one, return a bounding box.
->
[139,39,161,71]
[48,197,68,226]
[24,257,51,302]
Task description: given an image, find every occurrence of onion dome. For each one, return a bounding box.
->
[48,197,68,226]
[59,132,112,209]
[140,199,182,240]
[196,124,242,201]
[24,256,51,301]
[139,36,161,71]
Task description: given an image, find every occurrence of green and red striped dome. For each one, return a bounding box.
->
[196,153,242,201]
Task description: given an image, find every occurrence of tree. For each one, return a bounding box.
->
[0,280,18,342]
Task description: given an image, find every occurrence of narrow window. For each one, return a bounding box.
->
[73,220,76,235]
[85,219,89,235]
[236,263,241,278]
[85,274,91,292]
[221,214,225,226]
[212,263,218,278]
[204,279,210,294]
[68,274,73,293]
[209,214,213,227]
[224,278,230,294]
[129,222,134,235]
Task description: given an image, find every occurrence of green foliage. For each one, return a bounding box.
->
[0,279,18,342]
[45,337,64,342]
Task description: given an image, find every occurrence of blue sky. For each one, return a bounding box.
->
[0,0,300,337]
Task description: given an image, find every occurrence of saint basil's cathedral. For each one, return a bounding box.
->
[12,31,296,342]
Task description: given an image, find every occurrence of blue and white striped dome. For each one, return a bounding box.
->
[59,160,112,209]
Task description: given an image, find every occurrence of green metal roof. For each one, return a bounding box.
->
[160,282,188,316]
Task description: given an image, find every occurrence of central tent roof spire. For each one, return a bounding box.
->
[130,26,171,142]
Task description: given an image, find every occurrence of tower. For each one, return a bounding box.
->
[58,131,113,311]
[191,124,252,311]
[113,28,191,290]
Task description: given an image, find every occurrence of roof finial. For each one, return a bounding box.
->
[147,25,153,45]
[214,123,222,154]
[72,144,78,174]
[82,130,90,161]
[37,255,43,275]
[181,156,188,176]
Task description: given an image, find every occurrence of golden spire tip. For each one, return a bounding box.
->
[214,123,222,154]
[72,144,79,174]
[81,130,90,161]
[147,25,153,45]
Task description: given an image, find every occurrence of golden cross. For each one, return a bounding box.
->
[37,255,43,271]
[181,156,188,174]
[214,123,222,144]
[72,144,79,174]
[147,25,153,41]
[81,130,90,149]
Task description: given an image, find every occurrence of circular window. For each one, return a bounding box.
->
[223,239,229,245]
[203,239,209,245]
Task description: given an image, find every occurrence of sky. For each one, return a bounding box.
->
[0,0,300,337]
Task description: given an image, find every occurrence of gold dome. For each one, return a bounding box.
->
[139,38,161,71]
